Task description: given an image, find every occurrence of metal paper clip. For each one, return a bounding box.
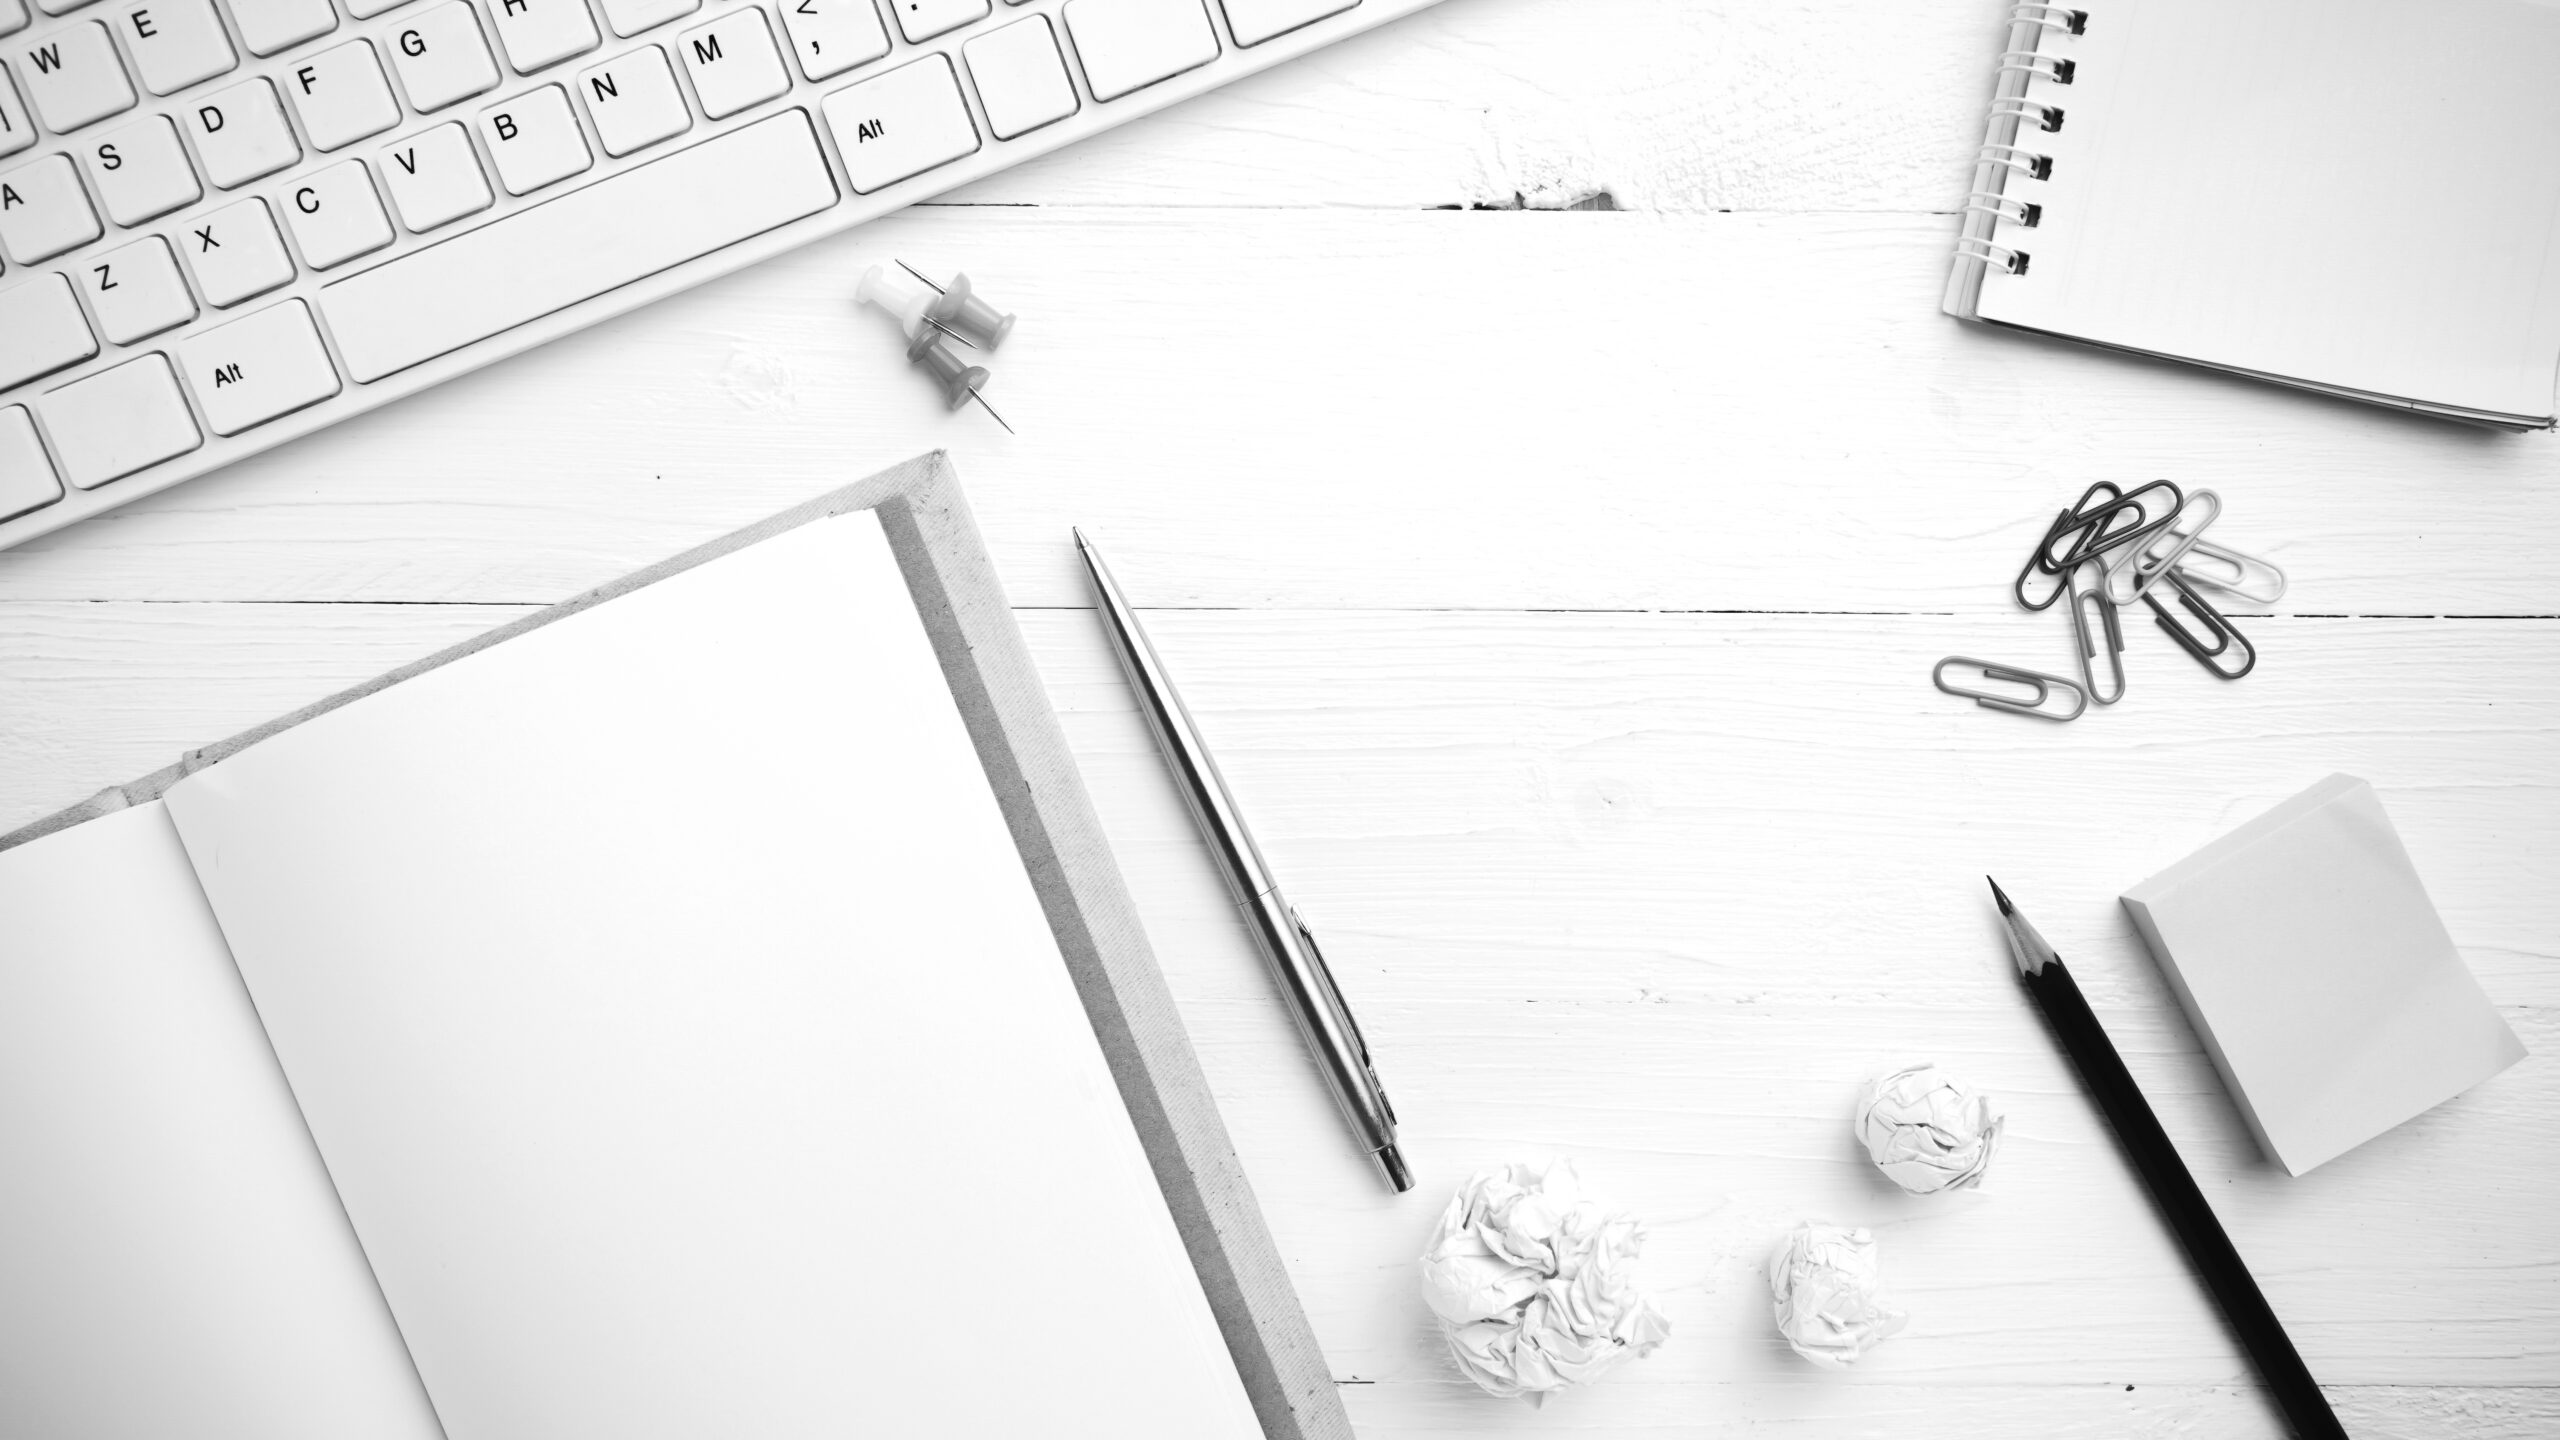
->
[1934,656,2089,721]
[2031,481,2124,574]
[2143,573,2256,679]
[2067,562,2126,704]
[2103,487,2220,605]
[2014,506,2078,610]
[2016,481,2138,610]
[2171,536,2287,605]
[2054,478,2183,571]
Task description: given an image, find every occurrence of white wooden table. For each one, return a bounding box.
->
[4,1,2553,1434]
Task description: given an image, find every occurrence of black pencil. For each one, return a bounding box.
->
[1987,877,2348,1440]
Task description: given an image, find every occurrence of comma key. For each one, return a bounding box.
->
[174,297,340,434]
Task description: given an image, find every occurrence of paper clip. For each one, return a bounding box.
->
[1934,656,2089,721]
[2143,573,2256,679]
[2103,487,2220,605]
[2027,481,2124,572]
[2015,481,2139,610]
[2172,536,2287,605]
[2054,479,2183,571]
[2067,562,2126,704]
[2014,507,2079,610]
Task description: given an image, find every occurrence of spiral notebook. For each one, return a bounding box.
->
[1943,0,2560,429]
[0,457,1347,1440]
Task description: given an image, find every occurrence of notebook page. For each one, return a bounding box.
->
[0,802,445,1440]
[1976,0,2560,421]
[160,510,1264,1440]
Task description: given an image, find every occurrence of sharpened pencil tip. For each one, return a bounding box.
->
[1986,876,2013,915]
[1070,526,1089,549]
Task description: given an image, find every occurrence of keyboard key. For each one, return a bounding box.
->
[0,270,96,387]
[175,297,339,433]
[188,75,300,186]
[285,39,400,150]
[822,52,975,194]
[224,0,335,56]
[777,0,885,83]
[378,119,488,228]
[281,157,391,266]
[81,111,200,223]
[0,69,30,157]
[963,14,1073,140]
[322,109,836,381]
[478,81,586,192]
[490,0,596,72]
[182,193,293,304]
[1215,0,1349,47]
[33,352,200,489]
[891,0,982,43]
[117,0,237,94]
[1063,0,1214,101]
[346,0,420,18]
[12,19,137,131]
[595,0,693,40]
[0,404,62,522]
[2,152,102,261]
[0,0,25,34]
[577,42,686,156]
[678,7,785,120]
[80,232,197,340]
[34,0,100,12]
[390,2,499,111]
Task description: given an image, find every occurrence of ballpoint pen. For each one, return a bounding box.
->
[1988,878,2347,1440]
[1074,529,1414,1193]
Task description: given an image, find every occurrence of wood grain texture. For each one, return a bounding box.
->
[5,602,2552,1438]
[1,0,2554,1431]
[0,209,2548,611]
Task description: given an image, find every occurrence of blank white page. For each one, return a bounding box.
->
[162,510,1264,1440]
[0,802,445,1440]
[1977,0,2560,421]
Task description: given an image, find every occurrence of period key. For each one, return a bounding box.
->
[175,298,342,435]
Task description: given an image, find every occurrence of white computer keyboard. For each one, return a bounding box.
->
[0,0,1440,548]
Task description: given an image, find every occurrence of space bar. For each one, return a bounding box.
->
[322,110,839,384]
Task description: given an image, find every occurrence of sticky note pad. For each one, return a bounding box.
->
[2121,775,2525,1176]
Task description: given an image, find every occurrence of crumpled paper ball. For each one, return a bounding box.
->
[1416,1158,1671,1404]
[1854,1063,2003,1194]
[1767,1223,1907,1368]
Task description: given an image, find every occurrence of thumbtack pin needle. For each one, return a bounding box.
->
[925,314,975,349]
[967,387,1014,434]
[896,258,947,295]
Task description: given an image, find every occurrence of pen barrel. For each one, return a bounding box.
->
[2024,961,2347,1440]
[1237,887,1398,1146]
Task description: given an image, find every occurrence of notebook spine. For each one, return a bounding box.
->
[1943,5,2086,312]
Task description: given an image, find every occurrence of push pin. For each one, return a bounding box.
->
[856,263,975,349]
[906,326,1013,433]
[896,259,1018,351]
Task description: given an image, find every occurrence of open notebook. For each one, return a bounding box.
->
[0,458,1343,1440]
[1944,0,2560,428]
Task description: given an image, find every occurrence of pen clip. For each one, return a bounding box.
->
[1289,905,1395,1126]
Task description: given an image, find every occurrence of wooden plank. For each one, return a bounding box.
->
[935,0,1999,213]
[1337,1383,2560,1437]
[5,602,2551,1414]
[1,211,2550,610]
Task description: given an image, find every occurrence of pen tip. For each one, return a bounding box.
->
[1070,525,1089,548]
[1986,875,2013,915]
[1378,1144,1416,1194]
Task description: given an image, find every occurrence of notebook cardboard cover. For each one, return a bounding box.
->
[0,452,1350,1440]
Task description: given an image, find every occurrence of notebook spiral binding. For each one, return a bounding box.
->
[1952,5,2089,279]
